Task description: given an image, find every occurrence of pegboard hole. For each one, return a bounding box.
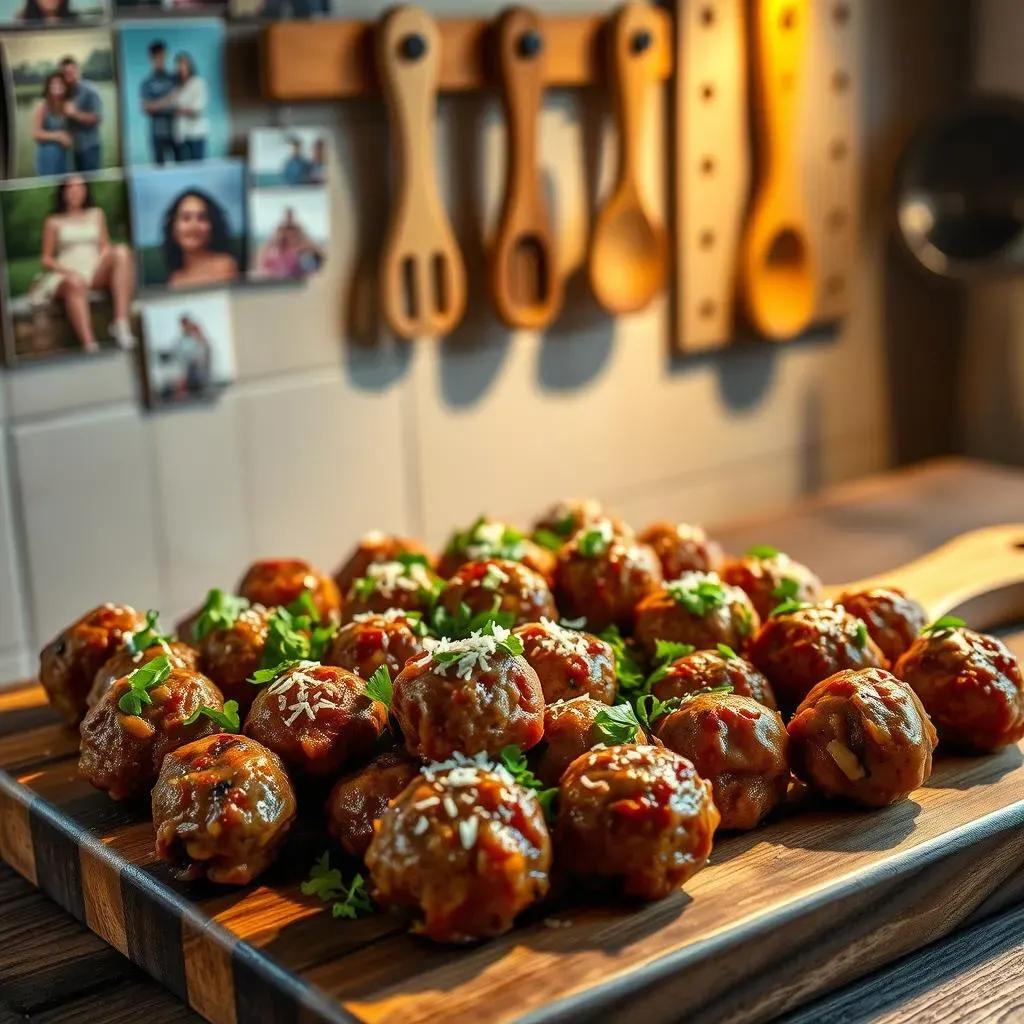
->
[700,82,716,102]
[698,230,715,250]
[833,3,850,26]
[829,139,849,161]
[779,6,798,30]
[699,300,717,319]
[699,6,715,28]
[832,70,851,93]
[700,155,716,176]
[827,208,848,232]
[825,274,845,295]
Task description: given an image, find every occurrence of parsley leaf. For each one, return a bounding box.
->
[598,625,645,698]
[500,745,558,820]
[285,590,320,622]
[481,563,508,591]
[921,615,966,638]
[261,605,336,671]
[302,853,375,920]
[433,620,523,665]
[771,598,811,617]
[593,703,641,744]
[577,523,613,558]
[717,643,739,659]
[351,575,377,601]
[117,655,173,715]
[364,665,393,709]
[447,517,526,562]
[853,620,869,649]
[396,552,430,569]
[554,512,576,537]
[430,598,515,640]
[735,602,754,639]
[249,659,304,685]
[194,589,251,642]
[126,610,173,655]
[183,700,241,732]
[773,577,801,601]
[666,577,728,616]
[634,693,681,733]
[654,640,695,666]
[747,544,779,560]
[532,528,565,553]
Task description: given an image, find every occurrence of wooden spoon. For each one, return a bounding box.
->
[489,6,562,331]
[587,1,668,316]
[740,0,816,340]
[376,5,467,340]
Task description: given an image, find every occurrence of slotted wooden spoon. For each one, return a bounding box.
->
[377,5,467,340]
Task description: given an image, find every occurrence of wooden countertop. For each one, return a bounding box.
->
[2,456,1023,1024]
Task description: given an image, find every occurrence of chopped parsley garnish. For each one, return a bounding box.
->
[921,615,966,638]
[351,576,377,601]
[117,655,172,715]
[500,745,558,819]
[577,523,613,558]
[735,602,754,639]
[433,619,524,664]
[654,640,695,666]
[666,576,728,616]
[184,700,241,732]
[364,665,393,709]
[249,660,304,685]
[598,624,645,698]
[853,620,869,649]
[554,512,576,537]
[532,528,565,553]
[773,576,801,601]
[481,563,508,591]
[446,517,525,562]
[396,552,430,569]
[260,603,336,672]
[593,702,642,744]
[126,610,173,655]
[194,589,251,641]
[771,598,811,617]
[302,853,375,920]
[430,598,515,640]
[402,611,431,638]
[747,544,780,560]
[634,693,681,733]
[717,643,739,659]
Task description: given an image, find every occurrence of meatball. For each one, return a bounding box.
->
[152,733,296,885]
[554,523,663,632]
[720,550,823,621]
[788,668,937,806]
[532,697,647,788]
[79,661,225,801]
[836,587,928,664]
[556,744,718,899]
[40,604,147,725]
[392,628,545,761]
[341,559,443,623]
[650,648,778,711]
[634,573,760,661]
[533,499,631,549]
[88,640,199,709]
[244,663,387,778]
[366,757,552,942]
[197,604,272,713]
[438,517,556,583]
[325,609,431,680]
[334,532,436,596]
[655,693,789,829]
[638,522,723,580]
[175,606,202,648]
[748,604,887,715]
[514,619,617,705]
[326,752,420,859]
[237,558,341,623]
[438,559,557,630]
[895,626,1024,752]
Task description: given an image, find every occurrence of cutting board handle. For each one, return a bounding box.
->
[829,524,1024,627]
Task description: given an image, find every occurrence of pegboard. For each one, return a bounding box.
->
[672,0,862,352]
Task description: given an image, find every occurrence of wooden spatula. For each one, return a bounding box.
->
[587,1,668,316]
[740,0,816,340]
[376,6,467,340]
[489,7,562,331]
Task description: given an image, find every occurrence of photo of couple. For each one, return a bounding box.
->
[2,29,120,180]
[117,19,229,168]
[249,128,326,188]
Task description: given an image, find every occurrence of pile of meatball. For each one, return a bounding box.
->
[38,501,1024,944]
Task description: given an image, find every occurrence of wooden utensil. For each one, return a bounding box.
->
[377,6,467,340]
[740,0,816,340]
[587,1,668,316]
[489,7,562,330]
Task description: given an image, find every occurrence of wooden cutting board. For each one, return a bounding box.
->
[1,526,1023,1024]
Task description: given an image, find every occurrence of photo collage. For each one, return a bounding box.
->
[0,5,332,408]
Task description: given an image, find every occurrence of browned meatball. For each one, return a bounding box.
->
[341,559,443,623]
[532,499,632,550]
[554,523,663,632]
[748,604,888,715]
[324,610,431,680]
[438,559,556,630]
[333,532,436,596]
[237,558,342,623]
[153,733,296,885]
[392,628,545,761]
[655,693,789,829]
[244,663,387,778]
[88,640,199,709]
[326,751,420,859]
[836,587,928,664]
[438,517,556,583]
[175,606,202,648]
[634,573,760,661]
[79,661,225,801]
[650,648,778,711]
[788,668,937,806]
[514,619,617,705]
[720,550,823,621]
[532,697,647,787]
[197,604,272,714]
[895,626,1024,752]
[40,604,147,725]
[556,745,718,899]
[638,522,723,580]
[366,757,552,942]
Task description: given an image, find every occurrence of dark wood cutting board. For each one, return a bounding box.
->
[1,520,1024,1024]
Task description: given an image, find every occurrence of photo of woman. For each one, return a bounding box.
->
[0,0,106,26]
[171,52,208,161]
[163,189,238,288]
[32,73,72,177]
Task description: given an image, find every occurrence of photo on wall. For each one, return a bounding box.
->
[140,290,235,408]
[116,19,228,168]
[0,28,120,180]
[128,158,246,290]
[228,0,326,20]
[0,0,107,28]
[0,170,137,364]
[115,0,223,14]
[249,127,326,188]
[249,188,327,282]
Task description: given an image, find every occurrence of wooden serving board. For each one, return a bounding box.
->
[1,527,1024,1024]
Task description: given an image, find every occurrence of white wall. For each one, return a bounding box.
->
[0,0,968,681]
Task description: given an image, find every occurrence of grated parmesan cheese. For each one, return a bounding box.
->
[458,816,479,850]
[536,617,592,660]
[430,624,515,680]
